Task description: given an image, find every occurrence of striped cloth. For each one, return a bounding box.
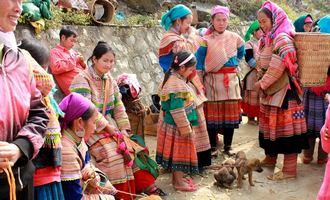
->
[259,99,308,155]
[70,66,130,145]
[204,100,241,129]
[242,90,260,118]
[304,88,329,137]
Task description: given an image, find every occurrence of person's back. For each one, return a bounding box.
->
[50,27,86,96]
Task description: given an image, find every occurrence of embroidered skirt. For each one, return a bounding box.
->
[204,100,241,129]
[242,90,260,118]
[259,99,309,155]
[303,89,329,137]
[156,114,199,174]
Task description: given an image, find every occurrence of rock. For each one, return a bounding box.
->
[122,0,162,14]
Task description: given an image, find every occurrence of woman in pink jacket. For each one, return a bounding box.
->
[0,0,49,199]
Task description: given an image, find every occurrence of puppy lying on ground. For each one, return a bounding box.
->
[213,159,237,189]
[235,151,263,188]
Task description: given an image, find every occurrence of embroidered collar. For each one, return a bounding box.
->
[88,65,108,80]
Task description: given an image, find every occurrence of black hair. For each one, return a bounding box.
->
[161,51,197,88]
[258,7,273,24]
[196,21,209,29]
[327,65,330,76]
[67,105,95,128]
[18,38,50,67]
[59,27,78,39]
[88,41,115,63]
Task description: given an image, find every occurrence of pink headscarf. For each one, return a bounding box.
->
[304,16,313,23]
[204,5,230,35]
[260,1,295,46]
[211,5,230,17]
[59,93,92,129]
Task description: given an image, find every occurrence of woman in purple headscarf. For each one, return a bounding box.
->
[254,1,308,180]
[59,93,117,200]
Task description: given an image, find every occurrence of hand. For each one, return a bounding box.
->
[0,142,22,171]
[325,93,330,101]
[172,41,185,54]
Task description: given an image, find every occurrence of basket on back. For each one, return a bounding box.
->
[89,0,118,25]
[295,32,330,87]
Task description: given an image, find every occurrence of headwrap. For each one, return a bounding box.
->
[244,20,260,42]
[161,4,192,31]
[318,15,330,34]
[59,92,92,129]
[211,5,230,17]
[305,16,313,23]
[259,1,295,47]
[293,14,313,32]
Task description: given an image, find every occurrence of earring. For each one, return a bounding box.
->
[76,129,85,138]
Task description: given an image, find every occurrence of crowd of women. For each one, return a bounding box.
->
[1,0,330,199]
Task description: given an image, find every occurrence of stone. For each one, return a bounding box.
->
[122,0,162,14]
[141,72,151,82]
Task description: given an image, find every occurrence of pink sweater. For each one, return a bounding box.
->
[317,96,330,200]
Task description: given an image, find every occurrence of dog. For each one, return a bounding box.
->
[213,158,237,189]
[235,151,263,188]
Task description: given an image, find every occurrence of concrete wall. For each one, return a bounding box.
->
[15,24,248,106]
[15,25,166,105]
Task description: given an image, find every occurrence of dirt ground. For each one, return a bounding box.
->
[144,117,326,200]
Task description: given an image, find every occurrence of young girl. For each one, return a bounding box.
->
[156,51,199,192]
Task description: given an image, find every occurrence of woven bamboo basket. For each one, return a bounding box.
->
[294,32,330,87]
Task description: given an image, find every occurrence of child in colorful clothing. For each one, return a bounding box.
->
[242,20,262,125]
[19,39,65,200]
[157,51,199,192]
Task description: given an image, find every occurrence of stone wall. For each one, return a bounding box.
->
[15,24,248,106]
[15,25,166,106]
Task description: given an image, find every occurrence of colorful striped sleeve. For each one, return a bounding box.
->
[70,73,92,100]
[195,40,207,71]
[237,45,245,60]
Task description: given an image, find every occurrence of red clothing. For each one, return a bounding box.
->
[34,167,61,187]
[50,45,85,95]
[310,76,330,96]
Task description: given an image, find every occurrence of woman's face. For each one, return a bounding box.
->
[212,13,228,33]
[303,22,312,32]
[253,29,263,40]
[178,66,194,79]
[258,11,273,33]
[176,14,193,34]
[93,51,115,76]
[82,109,98,140]
[0,0,22,32]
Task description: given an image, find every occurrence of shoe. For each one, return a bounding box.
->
[267,171,296,181]
[317,158,328,165]
[223,146,235,157]
[147,187,167,196]
[302,157,313,164]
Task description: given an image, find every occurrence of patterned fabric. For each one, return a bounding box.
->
[89,137,134,184]
[303,89,329,137]
[282,154,298,176]
[242,90,260,118]
[242,37,260,118]
[156,115,199,173]
[260,1,295,48]
[259,99,308,156]
[193,105,211,152]
[34,181,64,200]
[196,30,245,101]
[70,66,130,145]
[204,100,241,129]
[156,73,199,173]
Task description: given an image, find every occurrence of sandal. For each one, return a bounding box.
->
[183,177,197,187]
[267,171,296,181]
[174,184,197,192]
[147,187,167,196]
[317,158,328,165]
